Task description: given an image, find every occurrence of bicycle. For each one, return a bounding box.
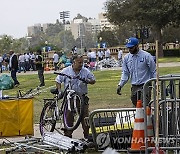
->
[39,72,89,136]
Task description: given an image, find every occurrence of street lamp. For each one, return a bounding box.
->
[26,36,32,51]
[59,11,70,52]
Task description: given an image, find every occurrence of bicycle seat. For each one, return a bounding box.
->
[50,88,58,94]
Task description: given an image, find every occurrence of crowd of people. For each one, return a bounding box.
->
[85,48,123,70]
[0,51,37,73]
[0,50,46,87]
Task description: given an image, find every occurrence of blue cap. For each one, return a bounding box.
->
[126,37,139,48]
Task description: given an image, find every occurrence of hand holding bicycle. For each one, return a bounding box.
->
[54,72,91,84]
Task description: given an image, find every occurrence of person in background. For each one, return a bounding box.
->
[117,48,123,67]
[9,50,20,86]
[90,49,96,62]
[29,51,36,71]
[35,49,45,87]
[18,53,26,73]
[117,37,156,107]
[87,49,92,63]
[25,52,30,71]
[72,46,78,55]
[97,49,103,61]
[55,54,96,139]
[105,48,110,60]
[3,53,9,71]
[53,51,59,71]
[0,54,3,73]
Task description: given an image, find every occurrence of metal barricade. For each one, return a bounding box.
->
[143,74,180,153]
[88,108,136,152]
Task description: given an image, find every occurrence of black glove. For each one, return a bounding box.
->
[117,85,122,95]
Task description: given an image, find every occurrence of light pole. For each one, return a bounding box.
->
[60,11,70,53]
[26,36,32,51]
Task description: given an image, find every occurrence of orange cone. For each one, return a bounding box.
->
[44,61,50,71]
[128,100,145,153]
[146,106,155,147]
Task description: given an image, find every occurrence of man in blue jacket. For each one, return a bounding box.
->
[117,37,156,106]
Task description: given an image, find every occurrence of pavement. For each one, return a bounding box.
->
[1,62,179,76]
[0,123,84,144]
[11,62,180,75]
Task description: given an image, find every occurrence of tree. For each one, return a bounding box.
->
[105,0,180,57]
[97,29,119,47]
[73,14,88,22]
[163,26,180,43]
[45,23,64,36]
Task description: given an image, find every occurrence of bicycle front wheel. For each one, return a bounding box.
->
[39,101,56,136]
[63,92,84,131]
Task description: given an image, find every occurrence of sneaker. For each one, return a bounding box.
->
[14,83,20,87]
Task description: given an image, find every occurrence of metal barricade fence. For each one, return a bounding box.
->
[143,74,180,153]
[88,108,136,152]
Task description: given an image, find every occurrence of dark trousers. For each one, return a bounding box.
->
[131,84,151,107]
[11,69,19,85]
[54,62,58,71]
[0,62,2,73]
[64,95,89,139]
[25,61,30,71]
[38,69,45,86]
[19,62,26,72]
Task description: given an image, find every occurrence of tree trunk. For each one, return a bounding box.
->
[153,26,164,57]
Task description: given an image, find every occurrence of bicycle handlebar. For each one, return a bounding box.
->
[54,72,89,84]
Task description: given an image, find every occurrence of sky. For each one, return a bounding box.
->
[0,0,107,39]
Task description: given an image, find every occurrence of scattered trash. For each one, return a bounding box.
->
[102,147,119,154]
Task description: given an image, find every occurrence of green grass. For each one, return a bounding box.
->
[158,57,180,63]
[3,66,180,124]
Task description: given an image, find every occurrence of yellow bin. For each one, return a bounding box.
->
[0,98,34,137]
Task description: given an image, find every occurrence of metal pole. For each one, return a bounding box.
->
[63,19,66,52]
[155,40,160,154]
[60,11,70,53]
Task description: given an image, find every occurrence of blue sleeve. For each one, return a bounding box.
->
[147,54,156,78]
[118,56,130,87]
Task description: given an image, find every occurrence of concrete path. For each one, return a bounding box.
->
[0,123,84,144]
[6,62,179,75]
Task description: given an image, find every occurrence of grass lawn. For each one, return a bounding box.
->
[158,57,180,63]
[2,65,180,124]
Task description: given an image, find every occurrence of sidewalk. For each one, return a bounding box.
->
[0,124,84,144]
[13,62,180,75]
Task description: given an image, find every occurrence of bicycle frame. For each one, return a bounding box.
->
[39,72,86,136]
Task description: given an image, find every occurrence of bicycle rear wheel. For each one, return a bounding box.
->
[39,101,56,136]
[63,92,84,131]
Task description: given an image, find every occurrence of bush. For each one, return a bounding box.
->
[163,49,180,57]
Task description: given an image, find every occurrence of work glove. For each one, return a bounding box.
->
[117,85,122,95]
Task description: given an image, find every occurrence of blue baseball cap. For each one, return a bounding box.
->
[126,37,139,48]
